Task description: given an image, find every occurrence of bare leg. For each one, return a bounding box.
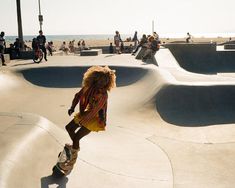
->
[72,126,91,150]
[65,119,80,140]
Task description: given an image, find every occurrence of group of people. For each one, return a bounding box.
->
[59,40,76,54]
[59,40,89,54]
[132,32,161,61]
[112,31,137,54]
[112,30,161,61]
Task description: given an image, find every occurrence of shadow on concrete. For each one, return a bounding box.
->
[156,85,235,126]
[41,175,68,188]
[19,66,148,88]
[165,43,235,74]
[12,62,35,67]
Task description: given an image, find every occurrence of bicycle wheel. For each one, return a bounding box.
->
[33,49,43,63]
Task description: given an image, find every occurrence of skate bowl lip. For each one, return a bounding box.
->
[16,65,150,88]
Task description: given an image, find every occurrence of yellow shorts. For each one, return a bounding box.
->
[73,113,105,132]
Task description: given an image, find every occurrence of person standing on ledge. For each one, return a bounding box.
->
[0,31,6,66]
[58,66,116,173]
[37,30,47,61]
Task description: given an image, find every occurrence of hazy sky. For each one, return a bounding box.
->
[1,0,235,37]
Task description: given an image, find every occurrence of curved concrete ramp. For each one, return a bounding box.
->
[0,113,69,188]
[156,85,235,126]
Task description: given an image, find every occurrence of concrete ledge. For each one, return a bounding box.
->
[224,44,235,49]
[20,51,34,59]
[80,49,102,56]
[53,50,64,56]
[135,47,147,59]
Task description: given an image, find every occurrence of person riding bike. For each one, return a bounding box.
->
[32,38,43,63]
[36,30,47,61]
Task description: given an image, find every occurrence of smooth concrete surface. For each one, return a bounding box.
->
[1,52,235,187]
[224,44,235,49]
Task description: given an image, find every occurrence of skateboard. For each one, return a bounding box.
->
[52,145,73,177]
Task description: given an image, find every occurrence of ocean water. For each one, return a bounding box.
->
[5,34,131,43]
[5,33,235,43]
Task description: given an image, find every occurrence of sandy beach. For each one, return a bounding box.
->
[36,37,232,50]
[6,36,232,52]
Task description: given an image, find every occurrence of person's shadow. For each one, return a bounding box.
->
[41,175,68,188]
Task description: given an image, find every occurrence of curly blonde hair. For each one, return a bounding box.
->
[82,66,116,91]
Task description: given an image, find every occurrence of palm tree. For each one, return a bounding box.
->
[16,0,24,50]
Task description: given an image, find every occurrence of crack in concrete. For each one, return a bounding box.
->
[146,137,175,188]
[78,157,169,182]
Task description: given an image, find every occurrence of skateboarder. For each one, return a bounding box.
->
[58,66,116,174]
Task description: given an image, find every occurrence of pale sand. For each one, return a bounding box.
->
[41,37,232,50]
[6,37,232,51]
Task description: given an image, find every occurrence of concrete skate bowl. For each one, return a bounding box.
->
[156,85,235,126]
[164,43,235,74]
[18,66,148,88]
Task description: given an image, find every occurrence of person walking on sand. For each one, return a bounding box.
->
[37,30,47,61]
[186,32,192,43]
[0,31,6,66]
[59,66,116,173]
[114,31,122,54]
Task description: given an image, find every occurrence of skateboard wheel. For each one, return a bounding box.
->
[58,152,61,158]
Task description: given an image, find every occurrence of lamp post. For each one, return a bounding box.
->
[38,0,43,31]
[16,0,24,50]
[152,20,154,34]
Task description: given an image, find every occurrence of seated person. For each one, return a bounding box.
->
[59,41,69,54]
[81,40,90,50]
[13,38,21,57]
[142,36,161,61]
[109,42,114,53]
[46,41,54,56]
[132,34,148,55]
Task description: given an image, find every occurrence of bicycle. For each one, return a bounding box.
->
[33,47,43,63]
